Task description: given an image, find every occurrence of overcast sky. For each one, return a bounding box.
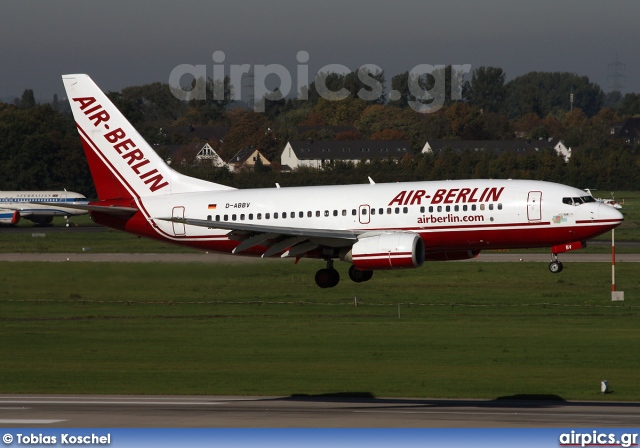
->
[1,0,638,103]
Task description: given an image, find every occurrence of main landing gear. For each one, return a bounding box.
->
[549,253,564,273]
[314,260,375,288]
[315,260,340,288]
[348,265,373,283]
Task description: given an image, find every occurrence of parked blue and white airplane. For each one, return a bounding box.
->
[0,190,88,225]
[57,74,624,287]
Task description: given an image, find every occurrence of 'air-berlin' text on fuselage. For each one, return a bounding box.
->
[388,187,505,206]
[73,97,169,193]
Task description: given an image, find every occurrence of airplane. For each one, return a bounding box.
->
[0,190,88,226]
[583,189,623,210]
[57,74,624,288]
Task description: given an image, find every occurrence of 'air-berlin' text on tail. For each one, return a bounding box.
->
[62,74,233,201]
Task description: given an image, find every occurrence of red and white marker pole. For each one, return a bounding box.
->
[611,228,624,301]
[612,228,616,293]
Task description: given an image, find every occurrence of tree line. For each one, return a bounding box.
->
[1,67,640,199]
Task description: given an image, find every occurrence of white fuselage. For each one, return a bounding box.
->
[135,179,621,255]
[0,191,88,224]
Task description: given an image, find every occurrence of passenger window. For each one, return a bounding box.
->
[489,204,493,210]
[232,214,237,221]
[463,205,467,211]
[387,208,391,214]
[352,209,357,216]
[215,215,220,221]
[324,210,329,217]
[437,206,442,212]
[446,206,450,212]
[395,207,400,214]
[241,214,245,220]
[282,212,287,218]
[257,213,262,220]
[429,206,433,213]
[480,204,485,211]
[454,205,459,212]
[342,210,347,216]
[316,211,320,217]
[333,210,338,216]
[371,209,375,215]
[300,211,304,218]
[379,208,383,215]
[471,205,476,211]
[307,211,312,217]
[420,206,425,213]
[207,215,212,221]
[362,209,368,215]
[497,204,502,210]
[403,207,408,214]
[274,213,278,219]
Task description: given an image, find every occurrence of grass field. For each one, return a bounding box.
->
[1,260,638,400]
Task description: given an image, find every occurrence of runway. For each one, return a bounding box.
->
[0,252,638,263]
[1,394,639,428]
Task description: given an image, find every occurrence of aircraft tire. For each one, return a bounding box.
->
[348,265,374,283]
[315,268,340,288]
[549,261,563,273]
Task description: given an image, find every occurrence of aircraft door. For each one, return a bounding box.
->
[527,191,542,221]
[172,206,186,236]
[359,204,371,225]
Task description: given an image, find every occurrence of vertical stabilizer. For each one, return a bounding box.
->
[62,74,233,201]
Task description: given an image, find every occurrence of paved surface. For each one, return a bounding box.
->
[0,252,637,263]
[1,395,639,428]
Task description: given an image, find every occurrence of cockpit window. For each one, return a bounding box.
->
[563,196,596,206]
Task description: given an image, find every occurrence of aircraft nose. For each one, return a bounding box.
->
[598,203,624,224]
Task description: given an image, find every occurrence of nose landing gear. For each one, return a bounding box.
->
[549,253,564,273]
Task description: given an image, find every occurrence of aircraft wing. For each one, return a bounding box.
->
[157,216,360,258]
[30,202,138,217]
[1,205,33,216]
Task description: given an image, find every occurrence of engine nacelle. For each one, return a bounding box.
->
[0,210,20,224]
[342,232,425,270]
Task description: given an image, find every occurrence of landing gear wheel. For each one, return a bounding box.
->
[348,265,373,283]
[315,268,340,288]
[549,261,563,273]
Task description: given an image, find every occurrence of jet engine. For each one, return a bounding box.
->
[0,210,20,224]
[341,232,425,270]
